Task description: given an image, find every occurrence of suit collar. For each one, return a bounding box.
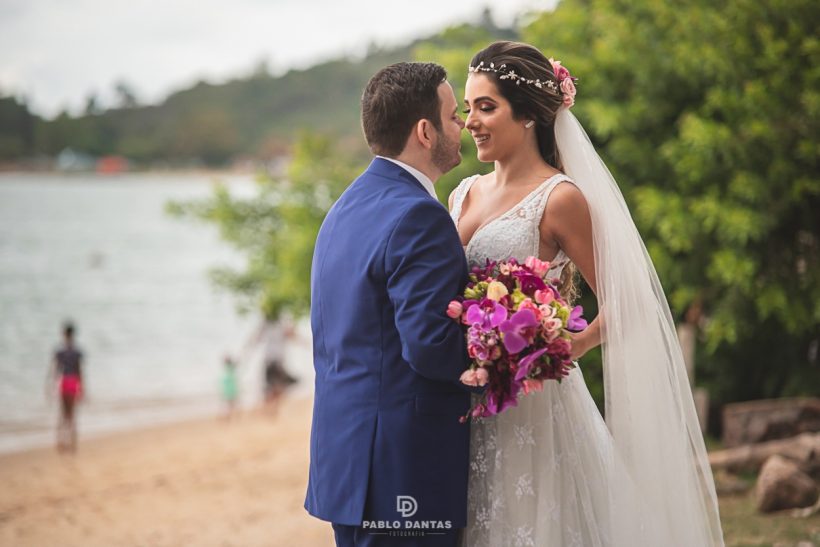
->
[376,156,437,199]
[366,157,433,197]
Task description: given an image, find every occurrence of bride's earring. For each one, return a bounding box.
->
[525,120,535,128]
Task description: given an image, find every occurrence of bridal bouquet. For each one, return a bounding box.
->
[447,256,588,421]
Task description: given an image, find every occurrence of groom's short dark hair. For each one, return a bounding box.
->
[361,62,446,157]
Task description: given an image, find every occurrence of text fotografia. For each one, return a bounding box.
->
[362,520,452,531]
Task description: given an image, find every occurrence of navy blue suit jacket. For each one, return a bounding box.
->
[305,158,471,527]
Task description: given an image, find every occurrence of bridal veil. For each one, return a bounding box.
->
[555,108,724,545]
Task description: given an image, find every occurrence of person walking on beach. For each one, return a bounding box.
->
[243,318,298,415]
[50,321,84,453]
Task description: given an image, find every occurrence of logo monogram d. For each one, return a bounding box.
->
[396,495,418,517]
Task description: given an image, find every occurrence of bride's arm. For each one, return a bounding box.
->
[540,182,602,360]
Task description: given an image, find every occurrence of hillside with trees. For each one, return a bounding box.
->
[0,12,513,169]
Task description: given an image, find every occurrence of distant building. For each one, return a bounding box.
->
[56,148,95,172]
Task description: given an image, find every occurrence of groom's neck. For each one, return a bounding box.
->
[392,150,440,184]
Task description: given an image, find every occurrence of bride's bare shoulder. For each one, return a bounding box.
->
[548,180,588,211]
[542,180,591,232]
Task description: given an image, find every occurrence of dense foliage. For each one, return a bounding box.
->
[174,2,817,411]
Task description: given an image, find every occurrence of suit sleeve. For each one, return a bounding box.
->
[385,200,469,382]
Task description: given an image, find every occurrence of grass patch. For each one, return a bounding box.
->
[720,491,820,546]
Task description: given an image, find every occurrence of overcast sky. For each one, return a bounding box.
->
[0,0,555,118]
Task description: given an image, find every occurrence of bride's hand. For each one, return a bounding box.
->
[568,331,589,361]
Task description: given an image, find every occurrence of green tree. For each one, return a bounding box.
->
[168,132,367,319]
[114,80,139,109]
[0,94,36,159]
[522,0,819,404]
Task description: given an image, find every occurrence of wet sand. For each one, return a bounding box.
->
[0,398,333,546]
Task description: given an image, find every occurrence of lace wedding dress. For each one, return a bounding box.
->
[450,173,623,547]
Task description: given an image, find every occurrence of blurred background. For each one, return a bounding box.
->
[0,0,818,545]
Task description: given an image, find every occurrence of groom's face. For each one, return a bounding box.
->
[431,81,464,175]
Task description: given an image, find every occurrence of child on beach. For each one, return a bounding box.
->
[221,355,239,420]
[50,321,84,453]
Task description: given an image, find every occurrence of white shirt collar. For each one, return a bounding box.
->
[376,156,437,200]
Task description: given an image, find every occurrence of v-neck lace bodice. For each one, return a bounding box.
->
[450,173,572,280]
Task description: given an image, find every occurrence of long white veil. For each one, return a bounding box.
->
[555,108,724,545]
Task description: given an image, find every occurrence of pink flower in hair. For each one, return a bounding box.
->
[548,57,577,108]
[549,58,570,81]
[560,78,577,107]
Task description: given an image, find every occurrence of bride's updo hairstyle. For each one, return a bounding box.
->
[469,41,566,170]
[469,41,580,301]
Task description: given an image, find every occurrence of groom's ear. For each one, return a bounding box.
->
[415,118,434,151]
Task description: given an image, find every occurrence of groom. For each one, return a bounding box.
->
[305,63,470,546]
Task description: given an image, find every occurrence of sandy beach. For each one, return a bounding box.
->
[0,397,333,547]
[3,396,818,547]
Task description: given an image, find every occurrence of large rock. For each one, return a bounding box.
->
[756,455,819,513]
[722,398,820,447]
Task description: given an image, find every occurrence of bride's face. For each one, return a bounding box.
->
[464,74,527,163]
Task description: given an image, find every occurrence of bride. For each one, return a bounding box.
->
[449,41,724,546]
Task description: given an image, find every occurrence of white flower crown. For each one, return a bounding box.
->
[468,61,559,92]
[468,59,578,108]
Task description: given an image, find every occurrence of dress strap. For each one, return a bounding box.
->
[533,175,574,273]
[534,175,573,217]
[450,174,480,224]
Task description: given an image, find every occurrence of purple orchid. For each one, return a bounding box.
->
[513,270,547,295]
[485,381,521,415]
[466,298,507,331]
[460,299,479,322]
[514,347,549,382]
[499,309,539,354]
[471,259,497,281]
[567,305,588,332]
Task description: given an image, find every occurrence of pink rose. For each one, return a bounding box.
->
[522,379,544,395]
[518,298,542,321]
[546,316,563,334]
[446,300,463,319]
[524,256,551,277]
[560,78,576,107]
[539,304,556,320]
[534,289,555,305]
[549,58,570,82]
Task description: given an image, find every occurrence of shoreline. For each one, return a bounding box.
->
[0,396,332,547]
